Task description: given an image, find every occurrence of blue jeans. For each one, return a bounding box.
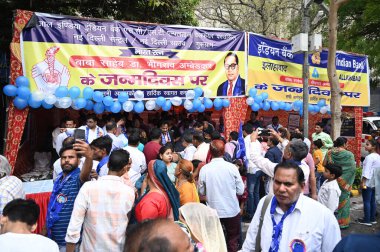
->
[246,171,263,217]
[362,187,376,223]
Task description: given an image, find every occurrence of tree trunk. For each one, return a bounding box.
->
[328,0,350,141]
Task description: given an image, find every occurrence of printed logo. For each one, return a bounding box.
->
[56,193,68,204]
[289,239,306,252]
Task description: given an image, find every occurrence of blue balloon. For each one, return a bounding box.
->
[188,107,197,113]
[3,85,18,97]
[261,92,269,100]
[134,101,145,113]
[75,98,87,109]
[293,100,302,109]
[103,96,114,106]
[254,95,263,103]
[214,105,223,111]
[271,101,280,111]
[42,100,53,109]
[156,96,166,107]
[28,98,42,109]
[192,99,201,110]
[204,98,213,109]
[94,102,105,114]
[55,86,69,98]
[15,76,30,88]
[285,103,292,111]
[279,101,286,110]
[308,104,315,112]
[194,87,203,98]
[251,102,260,111]
[69,86,81,99]
[93,91,104,103]
[299,108,304,116]
[198,104,205,113]
[111,101,122,113]
[85,100,94,110]
[118,92,129,103]
[213,98,222,108]
[105,105,112,112]
[162,100,172,111]
[263,101,271,111]
[83,87,94,100]
[317,99,326,107]
[14,97,28,110]
[249,88,257,97]
[17,86,31,100]
[222,99,230,108]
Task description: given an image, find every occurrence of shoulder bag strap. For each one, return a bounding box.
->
[255,194,273,252]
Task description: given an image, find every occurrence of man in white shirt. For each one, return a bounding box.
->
[105,121,124,152]
[241,162,340,251]
[0,199,59,252]
[124,131,146,176]
[55,118,77,155]
[192,132,210,162]
[249,131,310,195]
[78,114,104,144]
[65,149,135,252]
[198,140,244,252]
[266,116,283,132]
[90,136,112,177]
[318,163,342,212]
[180,132,197,161]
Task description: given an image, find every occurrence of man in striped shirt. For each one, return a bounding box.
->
[46,141,93,252]
[65,149,135,252]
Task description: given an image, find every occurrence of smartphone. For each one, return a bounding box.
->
[73,129,85,141]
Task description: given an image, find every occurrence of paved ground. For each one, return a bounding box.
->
[241,195,380,241]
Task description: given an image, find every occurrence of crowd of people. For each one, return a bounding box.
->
[0,110,380,252]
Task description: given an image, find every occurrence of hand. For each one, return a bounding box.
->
[60,128,67,133]
[269,129,280,139]
[250,129,259,142]
[361,181,367,189]
[90,170,98,180]
[98,131,103,137]
[73,140,93,159]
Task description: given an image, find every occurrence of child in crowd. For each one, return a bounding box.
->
[313,139,325,190]
[318,163,342,213]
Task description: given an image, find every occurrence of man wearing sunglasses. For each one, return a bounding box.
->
[217,52,246,97]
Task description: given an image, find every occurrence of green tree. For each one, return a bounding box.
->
[337,0,380,86]
[0,0,200,51]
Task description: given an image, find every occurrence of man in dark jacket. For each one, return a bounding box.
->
[265,136,282,163]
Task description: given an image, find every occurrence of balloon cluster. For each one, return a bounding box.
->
[246,87,330,116]
[2,77,226,113]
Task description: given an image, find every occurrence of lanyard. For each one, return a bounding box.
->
[269,196,297,252]
[85,126,99,144]
[97,156,109,174]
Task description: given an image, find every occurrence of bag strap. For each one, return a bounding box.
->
[255,194,273,252]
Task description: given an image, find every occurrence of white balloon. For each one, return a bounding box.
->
[32,90,45,101]
[203,89,212,98]
[320,106,328,114]
[170,96,182,106]
[154,103,161,111]
[134,90,144,101]
[44,94,57,105]
[145,100,156,110]
[58,97,72,109]
[246,97,254,106]
[123,101,134,112]
[184,99,193,110]
[310,111,318,115]
[292,104,300,111]
[54,100,61,108]
[185,90,195,100]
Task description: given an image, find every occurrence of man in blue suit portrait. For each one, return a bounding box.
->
[217,52,246,96]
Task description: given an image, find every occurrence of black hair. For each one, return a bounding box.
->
[59,145,80,157]
[229,131,238,141]
[158,144,174,157]
[192,159,202,173]
[2,199,40,226]
[289,139,308,161]
[315,122,324,128]
[63,117,75,124]
[105,121,117,132]
[90,135,112,155]
[150,128,162,140]
[183,132,193,144]
[128,132,141,146]
[290,132,304,141]
[224,51,239,65]
[62,137,75,148]
[159,120,169,127]
[313,139,323,149]
[269,136,279,146]
[193,121,203,129]
[211,130,221,140]
[251,111,258,116]
[108,149,130,172]
[274,161,305,185]
[333,137,347,148]
[367,139,378,148]
[324,163,343,178]
[242,123,254,134]
[193,132,205,143]
[86,113,97,122]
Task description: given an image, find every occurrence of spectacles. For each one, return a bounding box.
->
[224,63,237,70]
